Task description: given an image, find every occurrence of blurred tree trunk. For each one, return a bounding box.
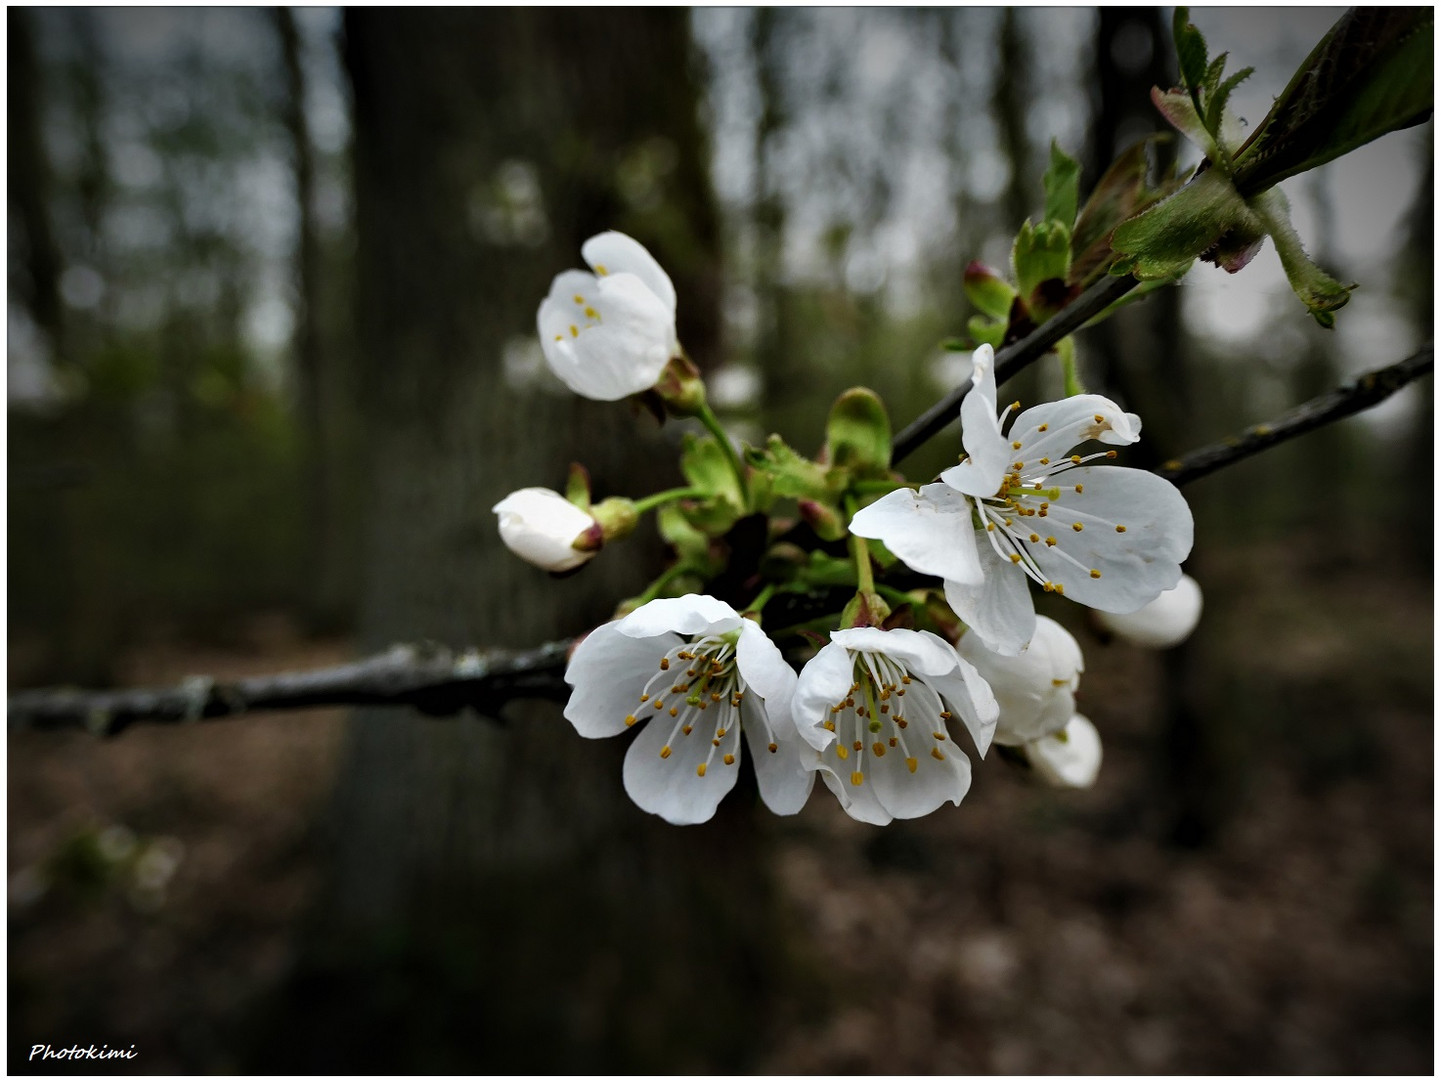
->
[1086,8,1237,849]
[751,9,803,437]
[273,8,345,631]
[256,11,790,1072]
[8,8,65,360]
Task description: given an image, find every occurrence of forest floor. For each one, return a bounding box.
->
[8,540,1434,1074]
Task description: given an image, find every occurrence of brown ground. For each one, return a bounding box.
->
[8,542,1434,1073]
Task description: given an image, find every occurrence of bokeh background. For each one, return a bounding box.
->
[8,7,1432,1073]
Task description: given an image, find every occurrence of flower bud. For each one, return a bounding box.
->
[957,615,1083,746]
[1095,573,1202,648]
[492,487,602,572]
[1023,714,1102,789]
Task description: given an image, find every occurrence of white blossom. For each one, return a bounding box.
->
[492,488,599,572]
[793,627,998,825]
[1023,714,1103,788]
[563,595,813,825]
[536,231,679,401]
[958,615,1083,746]
[1096,573,1203,648]
[851,344,1193,655]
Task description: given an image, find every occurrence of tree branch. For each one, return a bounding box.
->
[8,344,1431,737]
[1156,344,1433,486]
[891,271,1141,463]
[8,641,572,736]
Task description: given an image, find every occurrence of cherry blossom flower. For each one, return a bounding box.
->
[563,595,813,825]
[492,487,600,572]
[1096,573,1203,648]
[537,231,679,401]
[1023,714,1103,788]
[793,627,998,825]
[850,344,1193,654]
[957,615,1083,746]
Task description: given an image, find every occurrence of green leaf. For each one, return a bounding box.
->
[1069,136,1178,287]
[825,387,892,476]
[656,504,711,562]
[1012,218,1072,301]
[1204,65,1254,139]
[745,434,838,501]
[1172,7,1210,93]
[679,433,745,510]
[564,462,591,509]
[1110,167,1259,281]
[1202,52,1229,97]
[967,315,1007,350]
[1232,8,1433,195]
[1151,87,1218,159]
[1042,140,1081,227]
[962,261,1016,319]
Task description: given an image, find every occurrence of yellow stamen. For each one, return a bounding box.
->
[625,715,638,727]
[660,746,672,759]
[906,757,918,773]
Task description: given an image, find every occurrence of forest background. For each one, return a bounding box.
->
[8,7,1433,1074]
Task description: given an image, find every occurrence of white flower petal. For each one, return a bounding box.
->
[617,593,741,639]
[809,759,894,825]
[1025,467,1193,612]
[1096,573,1203,647]
[792,640,856,750]
[829,627,956,681]
[1024,714,1103,788]
[623,706,740,824]
[742,695,815,816]
[492,487,597,572]
[945,345,1011,497]
[915,652,999,757]
[1009,394,1142,463]
[582,230,677,318]
[868,727,972,819]
[848,483,983,586]
[959,615,1082,746]
[563,622,676,738]
[943,531,1037,655]
[735,619,798,710]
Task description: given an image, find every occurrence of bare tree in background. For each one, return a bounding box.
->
[252,11,791,1072]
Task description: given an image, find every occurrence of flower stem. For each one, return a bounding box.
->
[635,561,696,605]
[696,403,750,504]
[632,486,706,515]
[850,478,910,494]
[845,496,876,595]
[1056,335,1084,397]
[744,583,777,617]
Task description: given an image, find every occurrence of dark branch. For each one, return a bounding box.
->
[1157,344,1433,486]
[891,272,1141,463]
[8,641,572,736]
[9,344,1431,737]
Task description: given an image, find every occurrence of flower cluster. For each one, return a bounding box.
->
[495,232,1200,825]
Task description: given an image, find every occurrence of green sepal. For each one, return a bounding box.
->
[657,503,712,563]
[798,499,847,543]
[825,387,892,477]
[564,463,592,510]
[1042,140,1081,228]
[1012,218,1072,305]
[680,432,745,510]
[963,261,1016,320]
[590,497,638,542]
[966,316,1007,350]
[1110,167,1251,281]
[1069,136,1178,287]
[840,589,890,630]
[746,434,840,501]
